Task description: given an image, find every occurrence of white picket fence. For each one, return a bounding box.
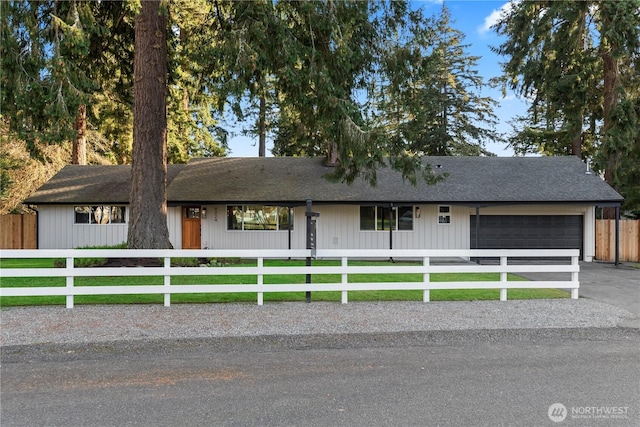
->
[0,249,580,308]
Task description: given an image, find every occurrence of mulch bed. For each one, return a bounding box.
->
[102,258,163,267]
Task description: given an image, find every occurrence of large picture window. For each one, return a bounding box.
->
[360,206,413,231]
[74,206,126,224]
[227,205,293,231]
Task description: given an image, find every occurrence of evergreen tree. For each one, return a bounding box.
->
[372,5,499,158]
[166,0,228,163]
[493,0,640,212]
[1,1,96,157]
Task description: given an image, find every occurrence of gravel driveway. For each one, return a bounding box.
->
[1,299,634,347]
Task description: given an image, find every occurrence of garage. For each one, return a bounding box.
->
[470,215,583,257]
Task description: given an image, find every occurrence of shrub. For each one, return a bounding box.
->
[54,242,128,268]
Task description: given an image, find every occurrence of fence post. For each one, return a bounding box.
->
[571,255,579,299]
[500,256,508,301]
[257,257,264,306]
[341,256,348,304]
[66,256,74,309]
[164,257,171,307]
[423,256,430,302]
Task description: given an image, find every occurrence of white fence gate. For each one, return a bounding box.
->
[0,249,580,308]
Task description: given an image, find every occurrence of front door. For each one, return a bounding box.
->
[182,206,202,249]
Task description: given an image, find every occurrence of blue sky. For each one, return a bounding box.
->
[227,0,526,157]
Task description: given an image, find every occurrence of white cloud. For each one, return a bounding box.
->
[478,1,517,35]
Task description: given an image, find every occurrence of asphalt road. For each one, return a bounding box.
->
[2,328,638,427]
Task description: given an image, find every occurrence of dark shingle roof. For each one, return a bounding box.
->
[25,164,185,204]
[25,156,623,206]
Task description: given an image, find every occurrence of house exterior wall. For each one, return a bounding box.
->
[37,205,128,249]
[36,203,596,261]
[191,204,469,251]
[314,204,469,250]
[167,206,182,249]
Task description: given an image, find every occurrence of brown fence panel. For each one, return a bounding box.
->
[22,214,38,249]
[0,214,38,249]
[0,215,20,249]
[595,220,609,261]
[595,219,640,262]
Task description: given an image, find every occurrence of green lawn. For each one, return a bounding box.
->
[0,258,569,306]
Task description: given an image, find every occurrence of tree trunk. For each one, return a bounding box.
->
[570,112,582,158]
[258,93,266,157]
[601,49,620,220]
[571,132,582,158]
[327,141,339,166]
[72,104,87,165]
[602,50,619,179]
[128,0,173,249]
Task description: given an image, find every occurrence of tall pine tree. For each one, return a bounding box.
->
[372,5,499,158]
[494,0,640,213]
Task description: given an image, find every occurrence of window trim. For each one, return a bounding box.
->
[438,205,451,225]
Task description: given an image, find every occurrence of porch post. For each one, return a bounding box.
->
[389,203,393,251]
[475,206,480,250]
[288,207,292,250]
[475,206,480,264]
[305,199,319,303]
[615,205,620,266]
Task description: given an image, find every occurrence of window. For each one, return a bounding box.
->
[184,207,200,219]
[360,206,413,231]
[74,206,126,224]
[438,205,451,225]
[227,205,293,231]
[397,206,413,230]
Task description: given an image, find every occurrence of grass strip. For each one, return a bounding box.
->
[0,258,569,306]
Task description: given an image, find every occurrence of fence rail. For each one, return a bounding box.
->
[0,249,580,308]
[595,219,640,262]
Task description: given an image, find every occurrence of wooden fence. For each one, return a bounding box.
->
[595,219,640,262]
[0,248,580,308]
[0,214,37,249]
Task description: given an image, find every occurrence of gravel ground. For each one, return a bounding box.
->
[0,299,634,347]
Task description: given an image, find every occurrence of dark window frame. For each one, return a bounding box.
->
[74,206,127,225]
[360,205,414,231]
[226,205,293,231]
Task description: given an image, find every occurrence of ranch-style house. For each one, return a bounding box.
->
[25,156,623,261]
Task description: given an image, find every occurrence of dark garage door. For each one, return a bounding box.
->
[470,215,583,257]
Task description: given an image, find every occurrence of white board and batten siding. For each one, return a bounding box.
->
[182,204,468,251]
[167,206,182,249]
[36,203,595,260]
[189,206,304,250]
[37,206,128,249]
[313,205,468,250]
